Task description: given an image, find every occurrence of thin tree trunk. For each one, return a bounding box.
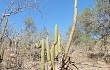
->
[0,18,8,43]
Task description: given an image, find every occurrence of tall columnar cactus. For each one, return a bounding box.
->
[53,24,59,57]
[54,24,58,45]
[57,33,61,54]
[46,35,51,61]
[50,45,55,70]
[41,38,45,70]
[64,0,78,60]
[55,33,61,56]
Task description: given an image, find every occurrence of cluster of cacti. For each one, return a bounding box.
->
[29,0,78,69]
[35,21,77,70]
[35,24,62,70]
[35,0,78,66]
[38,0,77,69]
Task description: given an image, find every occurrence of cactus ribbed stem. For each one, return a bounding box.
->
[58,34,61,53]
[55,44,58,57]
[46,35,51,61]
[54,24,58,45]
[41,38,45,70]
[50,45,55,70]
[64,0,78,60]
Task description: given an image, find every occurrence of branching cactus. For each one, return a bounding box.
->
[41,38,45,70]
[50,45,55,70]
[46,35,51,61]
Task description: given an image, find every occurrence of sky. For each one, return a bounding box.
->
[0,0,95,35]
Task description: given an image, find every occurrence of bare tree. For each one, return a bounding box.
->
[0,0,41,24]
[0,0,42,45]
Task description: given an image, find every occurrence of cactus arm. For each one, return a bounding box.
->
[46,35,51,61]
[58,34,61,53]
[54,24,58,45]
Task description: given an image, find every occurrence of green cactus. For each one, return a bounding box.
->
[55,33,62,57]
[55,44,58,57]
[54,24,58,45]
[64,0,78,60]
[46,35,51,61]
[50,45,55,70]
[57,33,61,54]
[41,38,45,70]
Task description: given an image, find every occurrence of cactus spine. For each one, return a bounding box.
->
[46,35,50,61]
[64,0,78,60]
[50,45,55,70]
[41,38,45,70]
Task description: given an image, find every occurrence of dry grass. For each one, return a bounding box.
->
[0,44,110,70]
